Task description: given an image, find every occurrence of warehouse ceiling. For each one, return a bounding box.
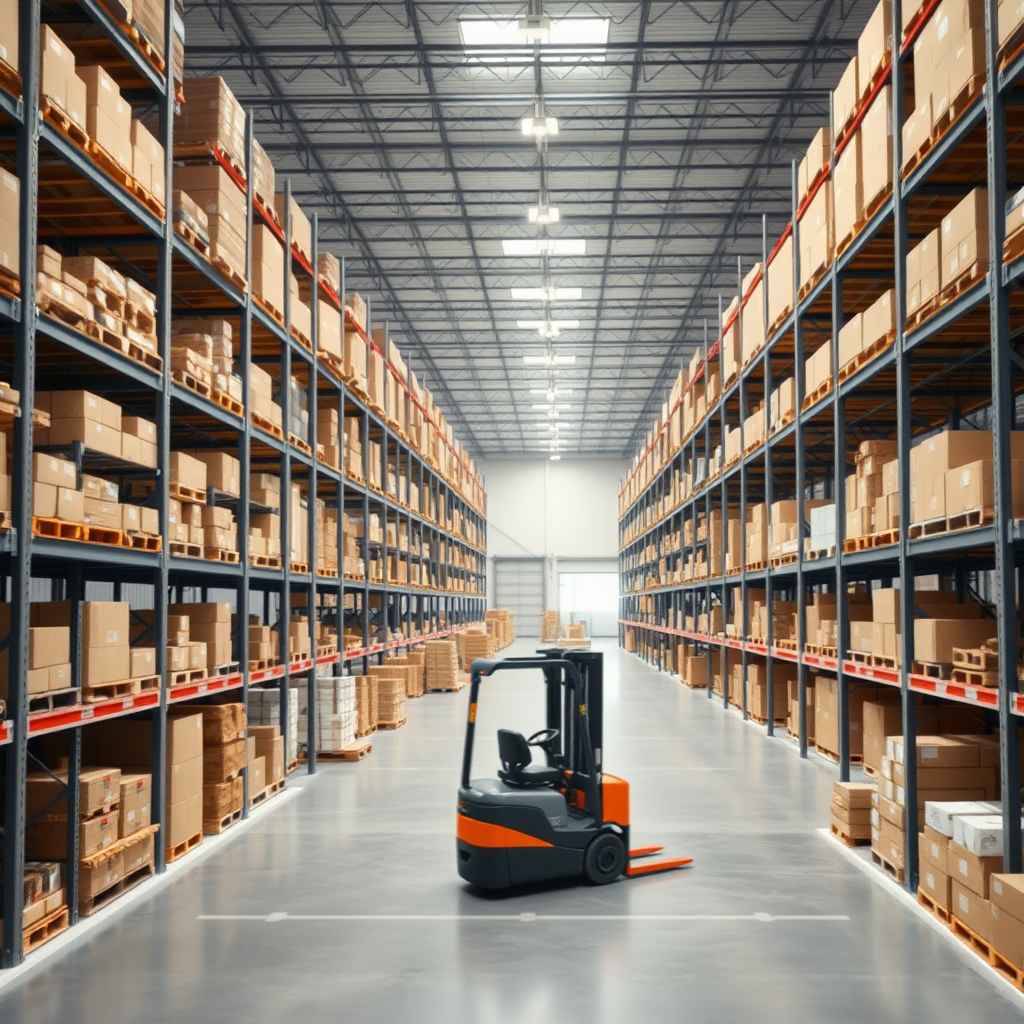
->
[183,0,876,460]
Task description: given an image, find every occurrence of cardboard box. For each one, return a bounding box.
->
[82,644,130,687]
[165,793,202,850]
[79,64,132,171]
[832,56,859,134]
[197,704,246,744]
[167,755,203,806]
[203,738,246,783]
[248,754,266,798]
[40,25,74,110]
[0,0,18,74]
[858,1,892,94]
[166,711,204,765]
[941,187,988,290]
[252,223,285,315]
[913,618,997,664]
[129,647,156,677]
[949,840,1003,899]
[82,601,130,648]
[924,799,999,836]
[952,880,993,940]
[25,766,121,819]
[118,773,152,839]
[186,451,240,497]
[203,776,243,820]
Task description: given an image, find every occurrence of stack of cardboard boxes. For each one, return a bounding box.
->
[312,675,357,753]
[837,290,895,379]
[170,603,232,672]
[831,781,876,843]
[197,704,246,832]
[174,162,247,283]
[248,686,299,767]
[375,676,406,729]
[248,724,285,794]
[844,439,898,542]
[355,676,378,735]
[249,364,283,433]
[425,640,459,691]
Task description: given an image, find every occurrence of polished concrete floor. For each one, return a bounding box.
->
[2,640,1021,1022]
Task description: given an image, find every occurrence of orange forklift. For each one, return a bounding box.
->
[456,649,692,889]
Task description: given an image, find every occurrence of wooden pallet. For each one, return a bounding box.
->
[0,53,20,102]
[174,217,211,257]
[83,674,160,703]
[906,261,989,335]
[171,368,212,399]
[847,649,874,665]
[289,433,312,456]
[950,666,998,688]
[27,687,81,714]
[834,221,867,261]
[815,743,863,765]
[168,668,206,687]
[377,717,407,731]
[165,831,203,863]
[211,255,248,293]
[318,567,340,578]
[203,547,241,563]
[744,560,767,572]
[125,530,162,551]
[804,546,836,561]
[168,482,206,504]
[290,561,309,574]
[871,848,906,883]
[40,96,88,147]
[872,655,899,670]
[315,741,372,761]
[911,660,953,680]
[249,778,286,808]
[249,554,283,568]
[830,823,870,848]
[769,411,795,436]
[748,712,787,727]
[917,888,951,923]
[291,326,313,353]
[863,183,894,223]
[952,647,998,671]
[907,517,947,540]
[203,807,243,836]
[837,331,896,383]
[211,388,244,417]
[947,506,994,533]
[255,295,285,328]
[169,541,203,559]
[804,643,838,658]
[797,263,829,302]
[22,904,70,954]
[251,410,285,440]
[79,859,155,917]
[768,553,798,567]
[247,658,278,672]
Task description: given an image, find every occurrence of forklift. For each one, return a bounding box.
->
[456,649,692,889]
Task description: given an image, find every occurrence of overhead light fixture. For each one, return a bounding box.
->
[457,18,610,63]
[511,286,582,301]
[521,99,558,137]
[523,354,577,367]
[502,239,586,256]
[517,319,579,337]
[529,387,572,398]
[528,204,560,225]
[549,454,561,461]
[531,403,571,411]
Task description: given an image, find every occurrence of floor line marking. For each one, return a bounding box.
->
[196,912,850,923]
[816,828,1024,1012]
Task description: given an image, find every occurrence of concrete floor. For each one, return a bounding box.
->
[1,639,1022,1022]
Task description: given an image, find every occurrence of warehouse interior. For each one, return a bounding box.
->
[3,0,1024,1020]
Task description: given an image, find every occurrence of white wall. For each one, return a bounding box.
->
[480,458,628,609]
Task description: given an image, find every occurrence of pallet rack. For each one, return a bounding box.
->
[0,3,485,967]
[619,0,1023,894]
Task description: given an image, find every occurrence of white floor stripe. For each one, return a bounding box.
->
[197,911,850,923]
[816,828,1024,1012]
[0,778,314,994]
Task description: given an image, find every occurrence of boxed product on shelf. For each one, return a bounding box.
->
[37,388,122,460]
[39,26,84,125]
[173,189,210,243]
[906,228,940,316]
[176,77,247,169]
[169,603,232,668]
[248,686,299,765]
[288,615,312,659]
[940,188,988,290]
[274,193,311,262]
[131,119,165,205]
[252,223,285,316]
[0,168,18,279]
[249,362,283,429]
[798,178,831,289]
[174,163,247,278]
[318,298,343,362]
[290,274,312,341]
[250,471,281,508]
[831,55,859,138]
[251,137,275,205]
[183,450,240,498]
[80,64,132,171]
[860,85,892,212]
[120,417,158,469]
[346,290,367,333]
[118,774,152,840]
[318,252,340,293]
[0,1,17,74]
[169,451,208,498]
[19,862,65,934]
[355,676,378,734]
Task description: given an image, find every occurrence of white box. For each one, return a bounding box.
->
[924,800,1000,837]
[953,812,1020,854]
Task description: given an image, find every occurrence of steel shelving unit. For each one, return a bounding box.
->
[618,0,1024,896]
[0,2,485,967]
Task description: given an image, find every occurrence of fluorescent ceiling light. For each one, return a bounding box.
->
[517,319,579,333]
[531,404,571,411]
[529,387,572,397]
[521,115,558,137]
[527,203,560,225]
[523,354,577,367]
[458,19,610,62]
[511,286,582,301]
[502,239,586,256]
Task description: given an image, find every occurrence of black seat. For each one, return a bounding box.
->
[497,729,562,787]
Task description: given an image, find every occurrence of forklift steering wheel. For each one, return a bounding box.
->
[526,728,560,747]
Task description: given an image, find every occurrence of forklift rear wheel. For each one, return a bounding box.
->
[583,832,626,884]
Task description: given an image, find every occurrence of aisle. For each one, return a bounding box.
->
[1,641,1020,1022]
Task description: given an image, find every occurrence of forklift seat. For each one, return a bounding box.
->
[497,729,563,787]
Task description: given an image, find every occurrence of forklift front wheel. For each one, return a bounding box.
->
[583,832,627,885]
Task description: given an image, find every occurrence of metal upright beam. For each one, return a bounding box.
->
[307,206,319,776]
[986,0,1022,874]
[893,0,919,893]
[1,0,39,970]
[792,160,808,760]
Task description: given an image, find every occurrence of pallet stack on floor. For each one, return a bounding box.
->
[540,610,561,643]
[425,640,460,691]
